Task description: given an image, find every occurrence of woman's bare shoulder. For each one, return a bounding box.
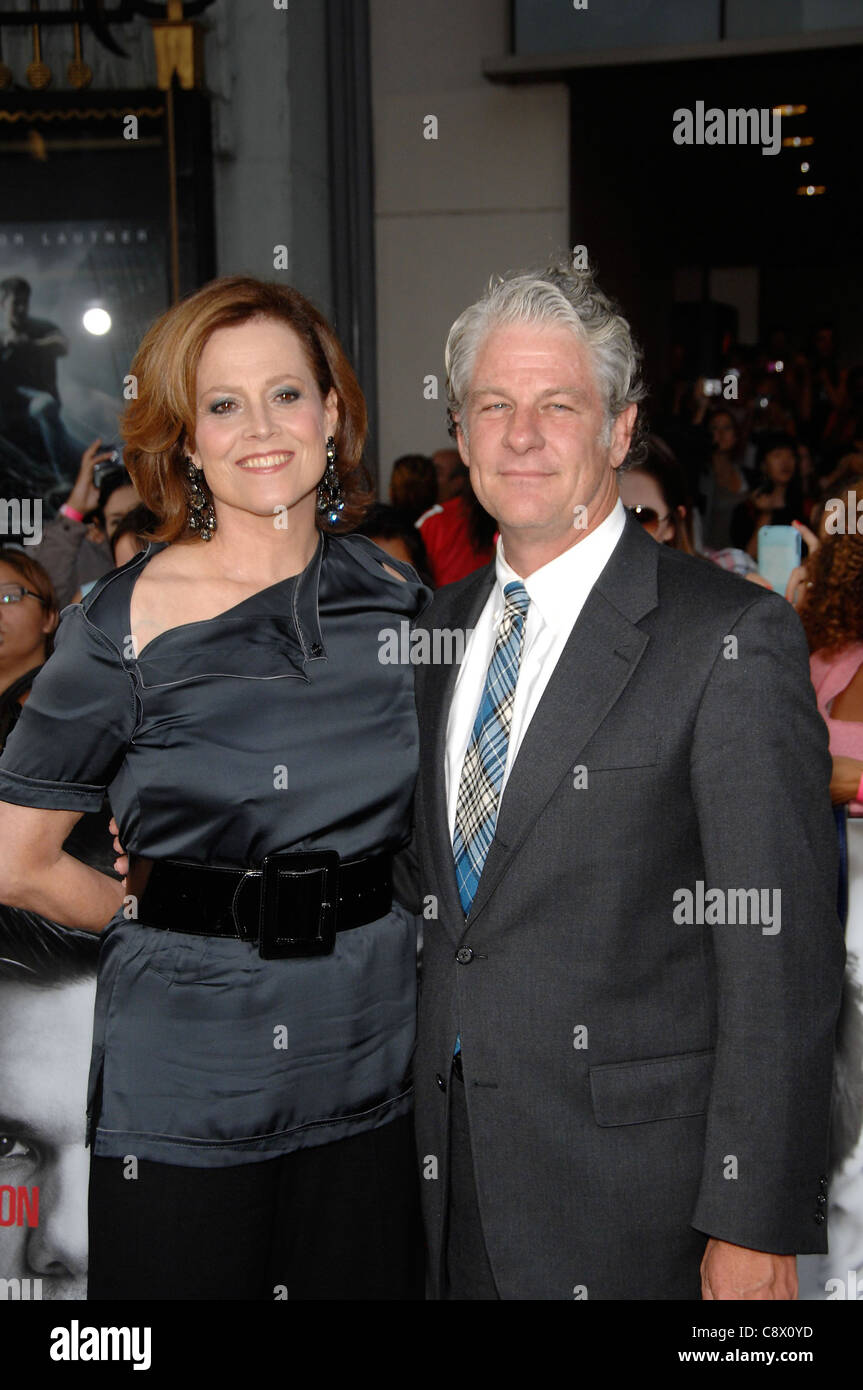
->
[131,540,209,602]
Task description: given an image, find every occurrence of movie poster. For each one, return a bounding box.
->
[0,908,98,1301]
[0,220,168,520]
[0,218,165,1299]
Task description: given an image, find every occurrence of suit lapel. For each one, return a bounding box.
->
[419,517,655,939]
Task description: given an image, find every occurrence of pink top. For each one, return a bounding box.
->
[810,642,863,817]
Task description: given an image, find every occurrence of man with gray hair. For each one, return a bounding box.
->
[410,257,844,1299]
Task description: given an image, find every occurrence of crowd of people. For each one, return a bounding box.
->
[0,262,859,1303]
[8,315,862,618]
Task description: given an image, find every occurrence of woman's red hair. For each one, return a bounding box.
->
[121,276,371,543]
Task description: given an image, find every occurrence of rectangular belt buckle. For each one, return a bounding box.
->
[258,850,340,959]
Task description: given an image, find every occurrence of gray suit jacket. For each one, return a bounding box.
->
[411,514,845,1300]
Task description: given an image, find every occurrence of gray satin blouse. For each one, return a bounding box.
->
[0,531,431,1166]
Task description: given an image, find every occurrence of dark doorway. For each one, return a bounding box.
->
[568,42,862,397]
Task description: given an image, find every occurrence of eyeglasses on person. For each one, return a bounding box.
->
[0,585,48,607]
[626,504,672,533]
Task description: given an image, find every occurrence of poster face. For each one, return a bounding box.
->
[0,220,167,519]
[0,910,98,1301]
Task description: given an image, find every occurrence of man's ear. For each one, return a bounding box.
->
[455,419,469,469]
[610,403,639,471]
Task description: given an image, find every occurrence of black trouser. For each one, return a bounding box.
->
[444,1063,500,1300]
[88,1113,425,1300]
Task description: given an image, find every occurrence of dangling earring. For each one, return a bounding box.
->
[186,458,216,540]
[316,435,345,526]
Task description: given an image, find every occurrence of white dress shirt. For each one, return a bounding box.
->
[446,498,627,838]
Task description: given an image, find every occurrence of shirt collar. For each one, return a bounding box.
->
[494,497,627,632]
[294,529,326,660]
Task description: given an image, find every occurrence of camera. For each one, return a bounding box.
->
[93,450,122,488]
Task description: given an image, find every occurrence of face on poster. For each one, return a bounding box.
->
[0,915,97,1301]
[0,221,167,516]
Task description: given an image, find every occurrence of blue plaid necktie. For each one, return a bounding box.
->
[451,582,530,1062]
[453,581,531,915]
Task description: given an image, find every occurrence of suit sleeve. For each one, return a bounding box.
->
[688,592,844,1254]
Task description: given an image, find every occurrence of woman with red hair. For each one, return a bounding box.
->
[0,277,430,1300]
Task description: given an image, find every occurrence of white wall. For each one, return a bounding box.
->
[369,0,569,484]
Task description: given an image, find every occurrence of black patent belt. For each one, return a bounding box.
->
[125,849,393,959]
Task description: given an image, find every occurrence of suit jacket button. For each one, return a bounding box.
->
[819,1176,829,1190]
[816,1193,827,1205]
[456,947,474,964]
[814,1211,825,1224]
[435,1073,447,1092]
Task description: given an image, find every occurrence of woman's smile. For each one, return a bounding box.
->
[234,451,295,471]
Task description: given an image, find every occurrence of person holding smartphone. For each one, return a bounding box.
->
[730,431,805,559]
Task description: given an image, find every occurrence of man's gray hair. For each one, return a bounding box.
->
[445,256,647,464]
